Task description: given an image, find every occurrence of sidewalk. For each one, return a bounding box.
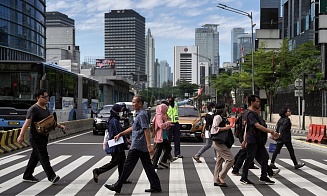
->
[266,122,327,153]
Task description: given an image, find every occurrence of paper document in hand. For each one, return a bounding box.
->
[108,136,124,147]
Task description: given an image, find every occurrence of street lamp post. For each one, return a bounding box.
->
[193,53,212,98]
[217,4,255,94]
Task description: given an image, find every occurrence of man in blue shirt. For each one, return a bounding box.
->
[105,95,161,193]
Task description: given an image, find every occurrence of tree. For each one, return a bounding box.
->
[175,79,200,98]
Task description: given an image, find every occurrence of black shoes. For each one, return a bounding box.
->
[231,171,241,176]
[154,165,165,170]
[22,176,39,183]
[104,184,121,193]
[93,169,99,183]
[50,175,60,184]
[268,168,280,177]
[259,176,275,184]
[295,162,305,169]
[123,180,132,184]
[240,178,254,185]
[145,188,162,193]
[159,162,169,168]
[270,163,279,169]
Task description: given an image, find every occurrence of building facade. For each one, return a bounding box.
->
[104,9,145,80]
[159,60,172,87]
[195,24,220,75]
[173,46,199,86]
[145,29,156,88]
[231,28,245,63]
[45,11,80,73]
[0,0,46,61]
[281,0,316,49]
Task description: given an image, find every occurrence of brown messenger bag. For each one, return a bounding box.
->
[34,115,57,135]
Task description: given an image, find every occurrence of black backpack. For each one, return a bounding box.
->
[205,112,214,131]
[234,110,247,138]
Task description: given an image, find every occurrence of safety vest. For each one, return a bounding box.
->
[167,102,179,122]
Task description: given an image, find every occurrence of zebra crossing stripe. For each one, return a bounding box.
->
[17,156,93,196]
[0,155,26,165]
[249,163,299,196]
[169,157,187,196]
[0,159,28,177]
[193,157,224,195]
[0,155,71,194]
[95,167,119,195]
[227,170,263,195]
[55,156,110,196]
[280,159,327,184]
[302,159,327,171]
[275,162,327,195]
[132,170,151,195]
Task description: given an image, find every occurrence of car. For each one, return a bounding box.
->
[93,104,113,135]
[177,105,204,142]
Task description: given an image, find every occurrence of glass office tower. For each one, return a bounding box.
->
[0,0,46,61]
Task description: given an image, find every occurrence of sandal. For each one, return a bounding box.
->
[193,156,202,163]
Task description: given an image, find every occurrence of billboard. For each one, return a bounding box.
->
[95,59,115,68]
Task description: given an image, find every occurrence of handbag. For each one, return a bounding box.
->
[34,115,57,135]
[211,129,234,148]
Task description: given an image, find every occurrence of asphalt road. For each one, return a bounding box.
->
[1,131,327,196]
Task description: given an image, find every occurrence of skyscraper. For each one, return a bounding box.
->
[104,9,145,80]
[195,24,219,75]
[231,28,245,63]
[46,11,80,73]
[0,0,46,61]
[145,29,156,87]
[174,46,199,86]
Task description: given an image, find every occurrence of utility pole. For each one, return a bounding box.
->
[193,53,213,99]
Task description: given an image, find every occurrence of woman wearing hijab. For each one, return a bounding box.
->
[270,106,305,170]
[93,104,131,183]
[152,103,173,169]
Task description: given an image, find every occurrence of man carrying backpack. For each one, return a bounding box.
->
[232,109,253,175]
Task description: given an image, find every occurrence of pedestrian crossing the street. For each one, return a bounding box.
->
[1,155,327,196]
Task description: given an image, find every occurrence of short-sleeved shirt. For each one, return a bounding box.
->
[245,110,267,144]
[130,109,149,152]
[26,104,51,139]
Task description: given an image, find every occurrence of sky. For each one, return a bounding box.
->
[46,0,260,69]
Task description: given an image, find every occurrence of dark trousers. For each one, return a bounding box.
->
[23,137,56,181]
[233,148,247,172]
[152,139,172,166]
[233,148,256,172]
[242,143,269,179]
[97,150,126,177]
[271,142,298,165]
[168,122,181,157]
[115,149,161,190]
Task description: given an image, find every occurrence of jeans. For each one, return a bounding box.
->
[271,142,298,165]
[115,149,161,190]
[23,137,56,181]
[168,122,181,157]
[242,143,269,179]
[196,131,216,157]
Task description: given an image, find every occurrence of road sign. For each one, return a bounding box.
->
[294,78,303,89]
[295,89,303,97]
